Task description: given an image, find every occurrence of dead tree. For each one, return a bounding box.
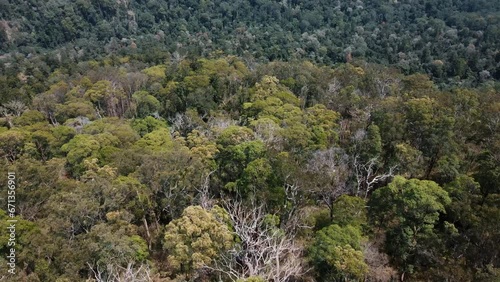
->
[353,156,396,198]
[88,262,152,282]
[195,170,216,210]
[209,202,305,282]
[305,147,350,219]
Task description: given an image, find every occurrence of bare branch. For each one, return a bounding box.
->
[195,170,216,210]
[4,100,27,116]
[87,262,152,282]
[353,156,396,198]
[305,147,350,217]
[210,202,305,281]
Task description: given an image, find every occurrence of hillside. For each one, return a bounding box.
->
[1,0,500,84]
[0,56,499,281]
[0,1,499,281]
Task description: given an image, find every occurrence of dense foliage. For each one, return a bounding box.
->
[0,55,498,281]
[1,0,499,281]
[1,0,500,91]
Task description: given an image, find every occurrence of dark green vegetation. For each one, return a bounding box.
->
[1,0,500,281]
[1,0,500,92]
[0,56,499,281]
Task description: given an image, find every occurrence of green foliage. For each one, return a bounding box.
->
[245,76,341,151]
[103,176,151,221]
[305,104,340,148]
[0,210,40,259]
[362,124,382,160]
[217,126,255,147]
[163,206,233,278]
[443,175,500,273]
[132,91,161,118]
[13,110,46,126]
[26,128,56,161]
[0,54,498,281]
[84,80,127,117]
[134,128,174,152]
[55,99,95,122]
[60,134,100,176]
[142,65,167,80]
[86,222,149,266]
[217,138,269,198]
[82,118,139,146]
[2,0,500,86]
[309,224,368,281]
[331,195,367,228]
[403,97,457,178]
[369,176,451,272]
[130,116,167,136]
[236,158,272,195]
[0,129,26,162]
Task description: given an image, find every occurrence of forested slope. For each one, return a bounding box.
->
[0,56,499,281]
[1,0,500,86]
[1,0,500,281]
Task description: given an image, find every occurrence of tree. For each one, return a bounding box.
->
[369,176,451,274]
[133,128,174,152]
[135,140,211,225]
[304,104,340,148]
[1,157,65,221]
[331,195,367,228]
[60,134,100,176]
[212,202,304,282]
[82,118,139,147]
[353,156,396,198]
[131,91,161,118]
[304,147,350,219]
[85,221,149,272]
[0,210,40,277]
[443,175,500,275]
[12,109,46,126]
[163,205,233,280]
[55,99,96,122]
[84,80,128,118]
[403,97,456,179]
[103,176,152,223]
[131,116,168,137]
[309,224,368,281]
[0,129,25,162]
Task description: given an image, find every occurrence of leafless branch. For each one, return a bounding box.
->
[354,156,396,198]
[195,170,216,209]
[209,202,305,282]
[305,147,350,217]
[87,262,152,282]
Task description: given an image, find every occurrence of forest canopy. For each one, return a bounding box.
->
[1,0,500,90]
[0,55,498,281]
[0,0,499,281]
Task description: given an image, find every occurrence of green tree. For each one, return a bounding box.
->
[0,210,40,273]
[60,134,100,176]
[331,195,367,228]
[82,118,139,147]
[84,80,127,117]
[133,128,174,152]
[369,176,451,273]
[131,90,161,118]
[85,221,149,267]
[309,224,368,281]
[131,116,168,137]
[0,130,26,162]
[403,97,456,179]
[163,205,233,279]
[443,175,500,275]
